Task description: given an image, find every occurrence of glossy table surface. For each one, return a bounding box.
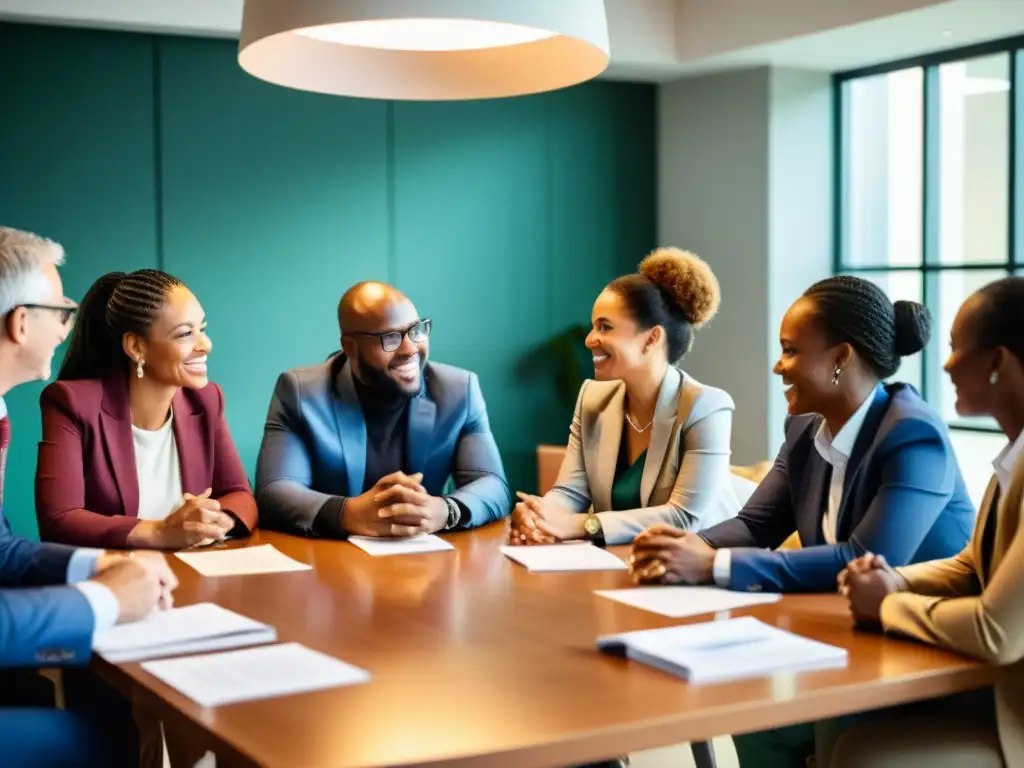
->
[96,525,997,768]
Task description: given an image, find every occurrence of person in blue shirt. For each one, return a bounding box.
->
[0,226,176,767]
[627,275,976,768]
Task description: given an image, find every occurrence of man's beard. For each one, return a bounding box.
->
[356,349,424,398]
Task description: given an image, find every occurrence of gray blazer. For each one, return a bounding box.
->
[545,366,746,545]
[255,354,511,536]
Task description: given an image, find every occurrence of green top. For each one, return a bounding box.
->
[611,438,647,512]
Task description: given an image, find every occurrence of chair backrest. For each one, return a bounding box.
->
[536,445,567,495]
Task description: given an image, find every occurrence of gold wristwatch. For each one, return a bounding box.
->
[583,513,604,544]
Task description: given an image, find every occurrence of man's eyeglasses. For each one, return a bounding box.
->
[345,318,432,352]
[21,303,78,325]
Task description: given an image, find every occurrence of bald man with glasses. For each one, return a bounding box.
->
[256,281,511,539]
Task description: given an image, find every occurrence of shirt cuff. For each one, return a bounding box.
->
[74,581,121,632]
[712,549,732,588]
[66,548,105,584]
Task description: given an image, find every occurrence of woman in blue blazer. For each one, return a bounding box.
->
[627,276,976,766]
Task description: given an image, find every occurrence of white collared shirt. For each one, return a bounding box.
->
[712,390,875,587]
[994,429,1024,495]
[813,390,875,544]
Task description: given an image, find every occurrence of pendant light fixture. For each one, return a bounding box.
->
[238,0,610,100]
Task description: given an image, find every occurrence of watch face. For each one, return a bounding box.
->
[584,516,601,535]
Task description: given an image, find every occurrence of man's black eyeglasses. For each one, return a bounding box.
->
[344,318,432,352]
[21,303,78,325]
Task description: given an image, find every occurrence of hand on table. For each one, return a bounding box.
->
[126,488,235,550]
[508,492,584,545]
[342,472,447,537]
[95,551,178,614]
[838,552,908,628]
[628,525,715,585]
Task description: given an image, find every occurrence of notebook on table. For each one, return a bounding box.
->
[597,616,847,684]
[94,603,277,663]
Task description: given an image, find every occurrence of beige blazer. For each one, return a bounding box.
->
[544,366,749,545]
[882,449,1024,767]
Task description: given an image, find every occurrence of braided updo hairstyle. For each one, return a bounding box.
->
[607,247,721,363]
[802,276,932,380]
[58,269,183,381]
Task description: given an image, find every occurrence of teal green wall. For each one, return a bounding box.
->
[0,24,656,538]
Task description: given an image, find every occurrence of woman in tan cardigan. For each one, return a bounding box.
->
[835,276,1024,768]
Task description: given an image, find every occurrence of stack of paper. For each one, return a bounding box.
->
[175,544,312,576]
[500,543,627,572]
[141,642,371,707]
[94,603,277,662]
[348,534,455,556]
[595,586,781,618]
[597,616,847,684]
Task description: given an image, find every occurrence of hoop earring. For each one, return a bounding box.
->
[832,366,842,386]
[136,359,145,379]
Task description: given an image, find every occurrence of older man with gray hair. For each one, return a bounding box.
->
[0,226,176,766]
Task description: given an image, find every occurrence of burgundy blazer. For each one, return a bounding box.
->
[35,373,258,548]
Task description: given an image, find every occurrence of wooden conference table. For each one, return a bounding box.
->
[95,524,997,768]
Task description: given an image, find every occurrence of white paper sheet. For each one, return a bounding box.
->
[175,544,312,576]
[95,603,276,663]
[595,586,781,618]
[141,642,370,707]
[597,616,847,684]
[347,534,455,556]
[500,543,628,572]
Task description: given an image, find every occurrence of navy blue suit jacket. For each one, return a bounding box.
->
[0,508,95,668]
[701,384,976,592]
[256,354,511,536]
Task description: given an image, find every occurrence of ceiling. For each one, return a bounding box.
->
[0,0,1021,81]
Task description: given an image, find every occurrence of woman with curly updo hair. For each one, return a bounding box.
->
[510,247,748,548]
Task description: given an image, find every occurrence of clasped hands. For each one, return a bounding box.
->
[342,471,449,537]
[127,487,236,550]
[508,493,586,545]
[838,552,909,626]
[627,525,716,584]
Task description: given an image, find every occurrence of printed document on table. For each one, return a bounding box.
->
[348,534,455,556]
[175,544,312,577]
[95,603,276,663]
[141,642,371,707]
[595,586,781,617]
[500,543,628,572]
[597,616,847,684]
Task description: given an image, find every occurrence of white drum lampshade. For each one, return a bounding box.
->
[238,0,610,100]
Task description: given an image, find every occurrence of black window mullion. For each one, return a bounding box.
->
[1012,48,1023,268]
[920,65,941,402]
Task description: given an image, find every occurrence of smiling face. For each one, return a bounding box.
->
[123,284,211,389]
[943,293,998,417]
[342,292,428,397]
[773,296,851,416]
[22,262,75,382]
[585,288,659,382]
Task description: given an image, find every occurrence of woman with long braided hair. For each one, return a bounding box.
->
[35,269,257,550]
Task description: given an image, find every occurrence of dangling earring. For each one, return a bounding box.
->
[136,359,145,379]
[832,366,842,386]
[989,371,999,386]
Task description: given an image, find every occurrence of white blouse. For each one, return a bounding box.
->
[133,412,183,521]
